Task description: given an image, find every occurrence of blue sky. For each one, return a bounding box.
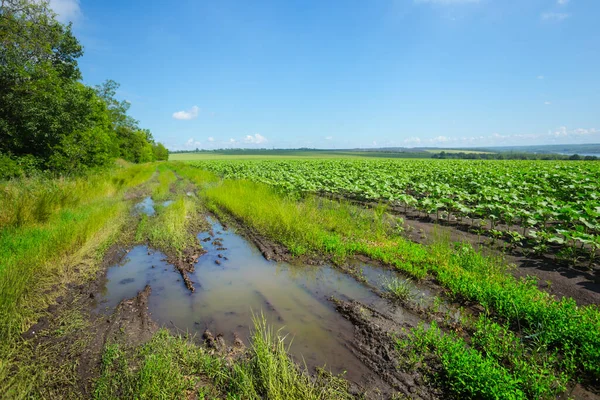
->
[51,0,599,150]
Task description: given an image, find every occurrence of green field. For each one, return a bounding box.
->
[169,150,432,160]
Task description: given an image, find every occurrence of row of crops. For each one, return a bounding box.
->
[189,159,600,266]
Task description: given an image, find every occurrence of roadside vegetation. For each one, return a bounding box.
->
[0,162,156,396]
[95,315,351,400]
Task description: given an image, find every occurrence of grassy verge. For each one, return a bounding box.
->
[94,314,351,399]
[194,176,600,396]
[0,163,156,397]
[151,163,178,202]
[135,195,202,257]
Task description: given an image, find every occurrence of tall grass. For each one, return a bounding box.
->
[0,163,155,229]
[0,163,156,396]
[135,195,198,257]
[151,164,178,201]
[94,314,351,399]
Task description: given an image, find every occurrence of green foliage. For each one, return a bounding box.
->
[94,317,351,399]
[135,196,197,257]
[382,276,413,301]
[397,322,527,399]
[189,159,600,263]
[152,142,169,161]
[186,169,600,390]
[0,1,167,177]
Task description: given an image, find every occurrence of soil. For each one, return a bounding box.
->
[333,299,441,399]
[21,238,159,397]
[167,244,206,292]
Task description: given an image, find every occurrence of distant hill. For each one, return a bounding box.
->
[469,143,600,156]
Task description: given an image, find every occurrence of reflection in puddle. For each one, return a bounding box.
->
[98,217,422,382]
[133,196,155,216]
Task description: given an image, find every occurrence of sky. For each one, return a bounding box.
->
[50,0,600,150]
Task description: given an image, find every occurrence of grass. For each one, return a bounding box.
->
[135,195,200,257]
[94,314,352,399]
[382,276,413,301]
[397,315,571,399]
[0,162,156,397]
[151,163,178,201]
[0,162,154,229]
[396,321,527,399]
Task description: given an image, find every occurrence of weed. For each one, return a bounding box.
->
[382,276,413,301]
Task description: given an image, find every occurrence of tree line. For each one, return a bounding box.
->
[0,0,168,179]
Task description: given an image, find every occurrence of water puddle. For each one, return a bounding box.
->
[352,263,438,308]
[98,218,422,382]
[162,200,174,207]
[133,196,155,216]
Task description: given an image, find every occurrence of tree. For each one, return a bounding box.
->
[152,143,169,161]
[0,0,86,165]
[0,1,167,176]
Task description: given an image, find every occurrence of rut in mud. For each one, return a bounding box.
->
[95,214,440,394]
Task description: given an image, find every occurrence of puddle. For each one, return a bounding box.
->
[353,263,438,308]
[162,200,174,207]
[98,218,421,382]
[133,196,155,216]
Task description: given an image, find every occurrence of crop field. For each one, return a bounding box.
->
[1,158,599,399]
[191,159,600,267]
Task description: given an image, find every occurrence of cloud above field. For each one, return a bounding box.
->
[49,0,82,23]
[172,106,200,120]
[402,127,599,148]
[185,138,202,148]
[243,134,268,144]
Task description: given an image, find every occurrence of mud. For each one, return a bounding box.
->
[166,244,206,292]
[334,299,440,399]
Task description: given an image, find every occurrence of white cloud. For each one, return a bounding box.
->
[557,0,569,5]
[243,134,268,144]
[551,127,598,138]
[404,137,422,145]
[414,0,479,4]
[208,137,215,142]
[537,75,545,80]
[172,106,200,120]
[541,12,570,21]
[432,136,449,143]
[184,138,202,148]
[544,101,552,105]
[325,136,333,140]
[49,0,82,24]
[403,127,599,148]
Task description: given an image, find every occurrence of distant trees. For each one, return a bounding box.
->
[0,0,167,178]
